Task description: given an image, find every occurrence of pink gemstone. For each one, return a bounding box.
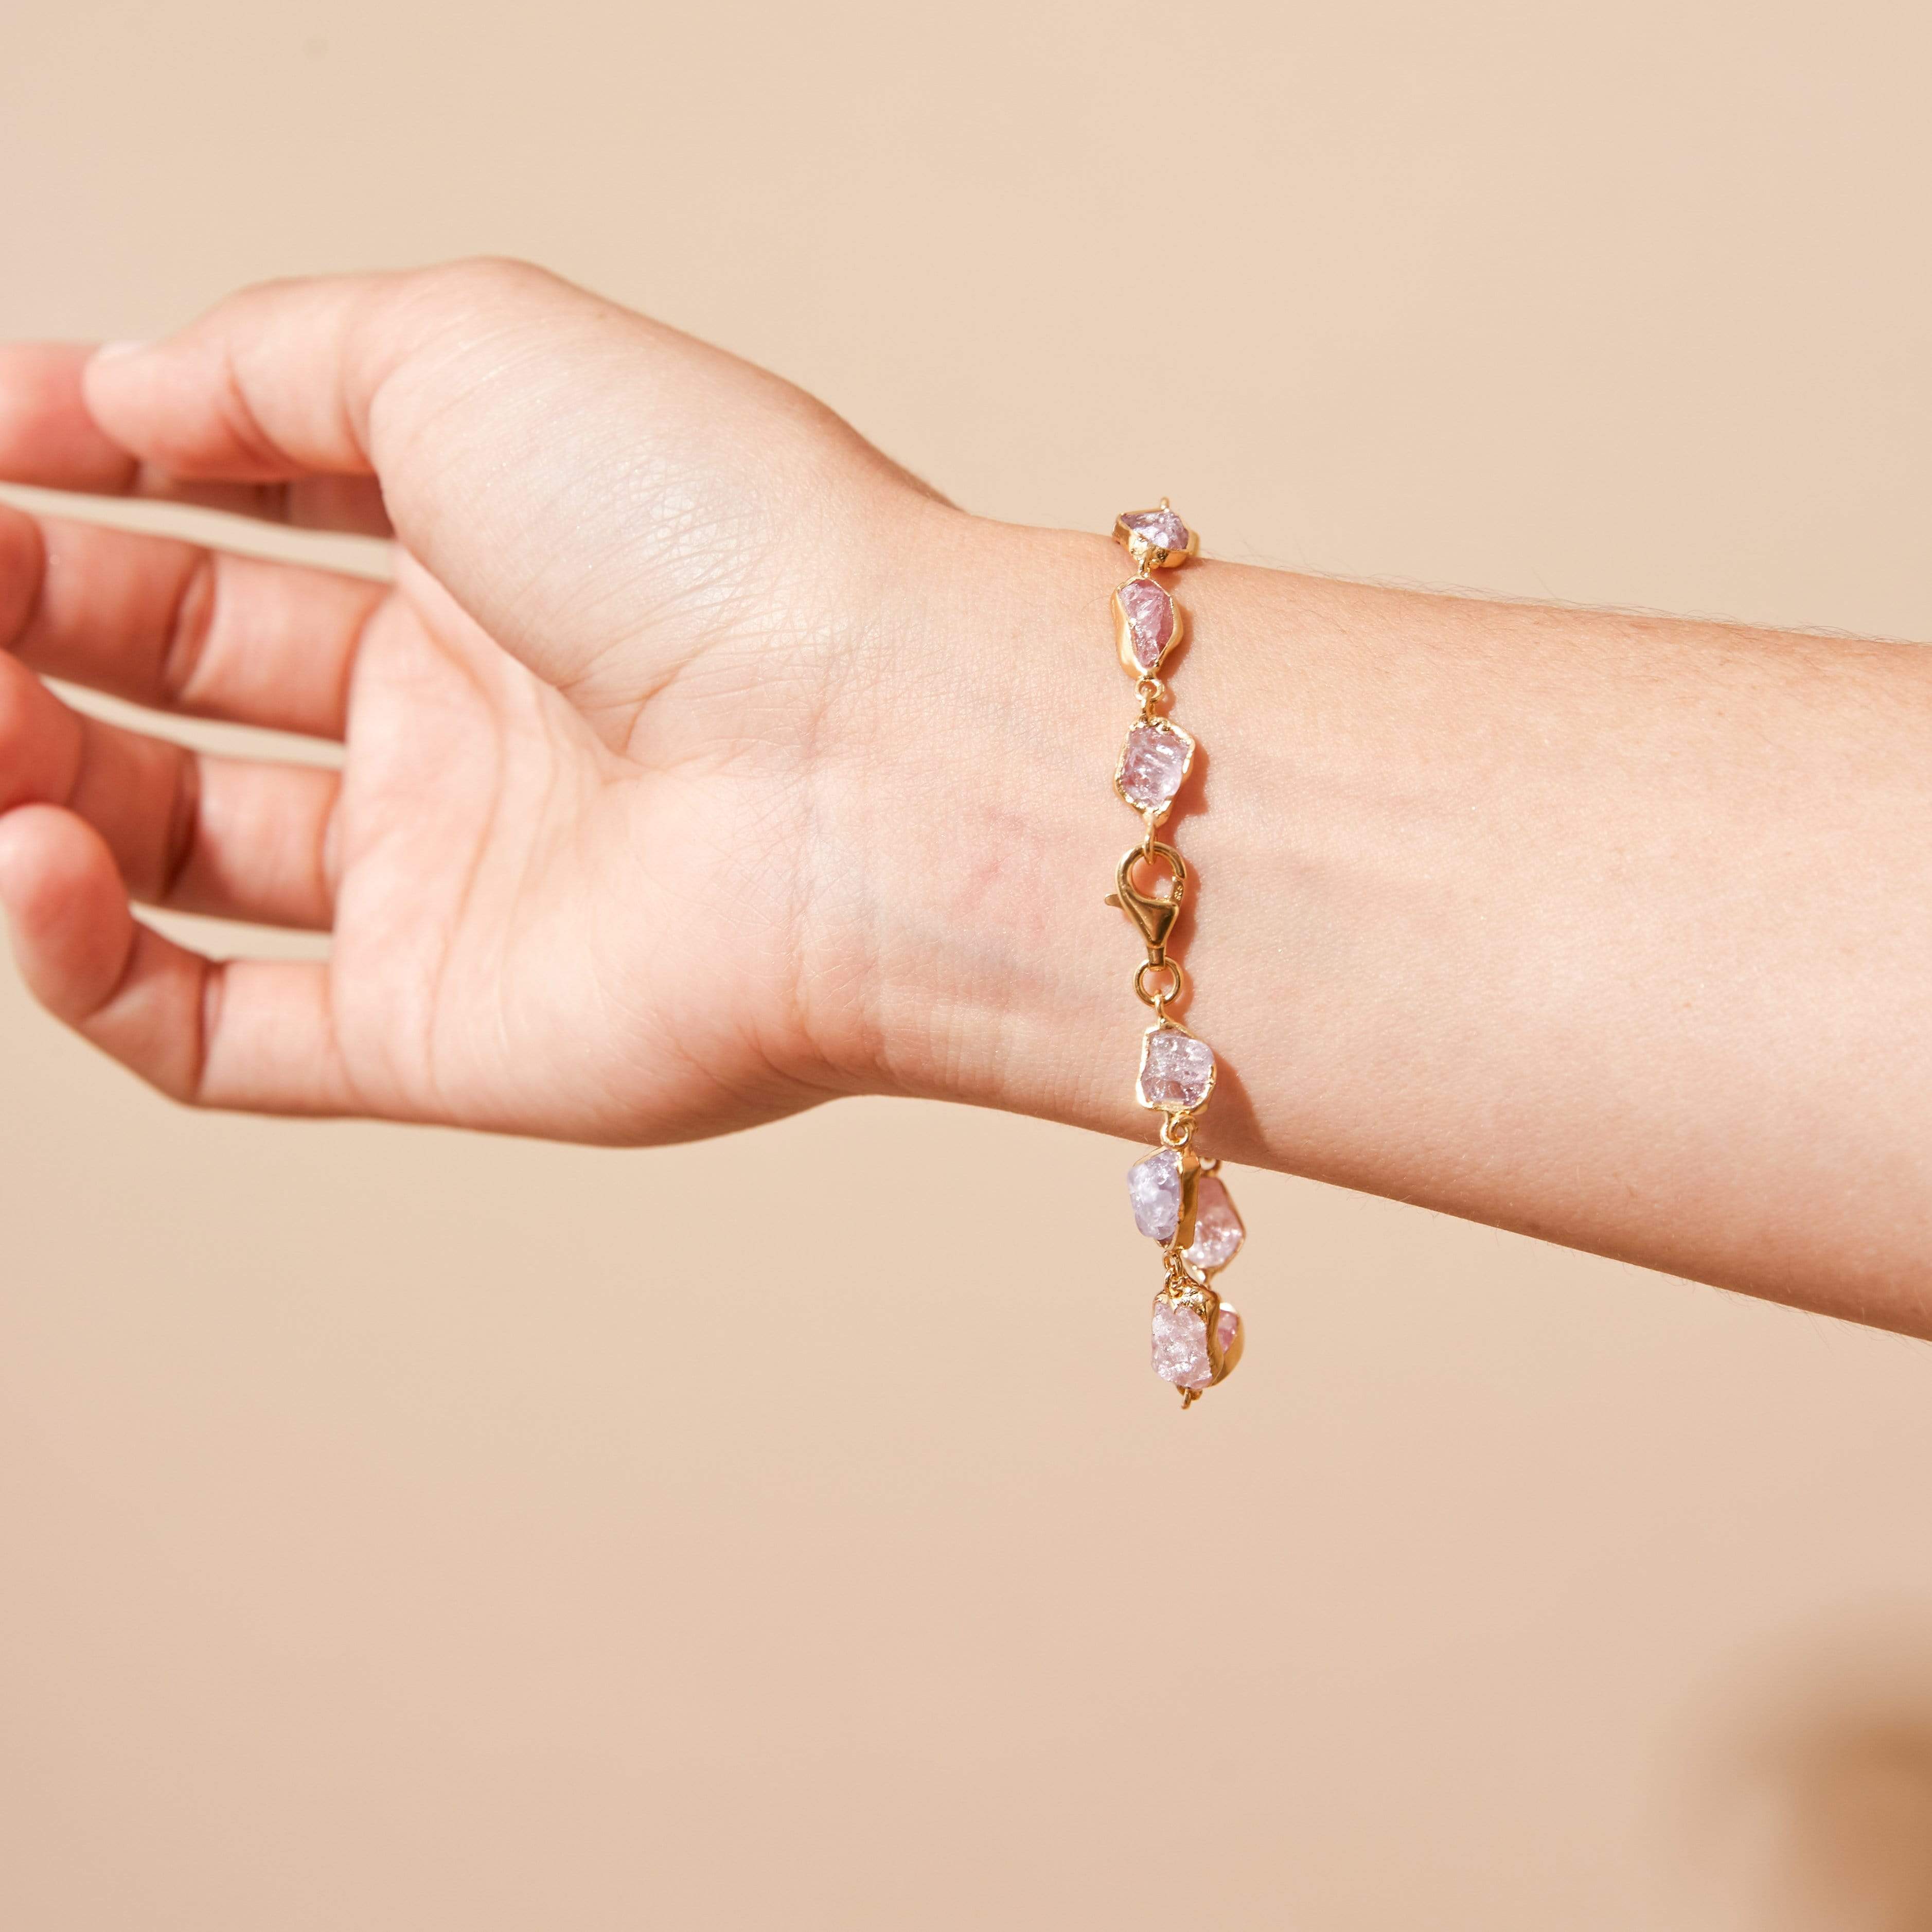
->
[1116,719,1196,813]
[1127,1147,1182,1242]
[1184,1173,1245,1273]
[1138,1023,1216,1113]
[1151,1298,1242,1390]
[1115,577,1176,672]
[1120,507,1190,555]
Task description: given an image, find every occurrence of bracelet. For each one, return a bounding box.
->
[1107,503,1247,1408]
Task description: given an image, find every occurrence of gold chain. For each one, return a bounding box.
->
[1107,501,1247,1407]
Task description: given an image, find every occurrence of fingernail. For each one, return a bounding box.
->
[92,339,151,362]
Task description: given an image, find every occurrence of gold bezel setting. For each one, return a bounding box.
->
[1180,1169,1244,1278]
[1111,577,1185,677]
[1114,716,1197,819]
[1152,1281,1244,1399]
[1113,501,1200,574]
[1135,1017,1217,1117]
[1172,1144,1203,1253]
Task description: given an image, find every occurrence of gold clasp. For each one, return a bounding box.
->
[1106,840,1188,956]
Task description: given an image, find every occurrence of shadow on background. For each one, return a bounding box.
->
[1671,1607,1932,1931]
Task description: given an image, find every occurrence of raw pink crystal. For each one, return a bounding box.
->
[1117,719,1196,813]
[1115,577,1176,672]
[1138,1023,1216,1113]
[1120,507,1191,556]
[1151,1298,1241,1390]
[1184,1173,1245,1273]
[1127,1147,1182,1242]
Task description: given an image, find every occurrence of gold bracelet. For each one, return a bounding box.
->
[1107,502,1246,1408]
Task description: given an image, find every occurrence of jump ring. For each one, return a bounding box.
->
[1135,957,1186,1008]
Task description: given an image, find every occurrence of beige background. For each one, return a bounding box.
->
[4,3,1932,1926]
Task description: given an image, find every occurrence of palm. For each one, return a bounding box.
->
[0,262,927,1135]
[324,573,806,1141]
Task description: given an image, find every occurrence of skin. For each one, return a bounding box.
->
[0,260,1928,1336]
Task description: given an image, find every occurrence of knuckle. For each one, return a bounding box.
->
[157,550,219,706]
[361,260,574,409]
[155,747,202,907]
[0,651,34,747]
[0,657,60,807]
[362,260,582,440]
[417,255,563,311]
[0,501,45,648]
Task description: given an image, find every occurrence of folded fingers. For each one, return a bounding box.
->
[0,804,355,1113]
[0,341,393,534]
[0,497,382,739]
[0,652,337,930]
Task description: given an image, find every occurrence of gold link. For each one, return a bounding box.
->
[1135,956,1185,1011]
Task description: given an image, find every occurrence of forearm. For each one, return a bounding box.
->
[5,268,1927,1336]
[839,508,1932,1333]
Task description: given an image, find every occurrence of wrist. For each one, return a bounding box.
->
[813,503,1209,1136]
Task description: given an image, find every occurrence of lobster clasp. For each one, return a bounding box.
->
[1106,841,1189,956]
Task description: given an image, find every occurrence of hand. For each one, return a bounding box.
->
[11,261,1932,1328]
[0,260,967,1142]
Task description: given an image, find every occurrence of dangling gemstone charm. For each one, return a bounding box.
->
[1151,1282,1244,1401]
[1126,1146,1185,1242]
[1130,1151,1249,1402]
[1185,1172,1245,1275]
[1126,1150,1245,1275]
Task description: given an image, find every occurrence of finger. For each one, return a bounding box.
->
[77,270,445,488]
[0,498,379,739]
[0,341,392,534]
[0,805,355,1114]
[0,653,337,929]
[73,261,671,701]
